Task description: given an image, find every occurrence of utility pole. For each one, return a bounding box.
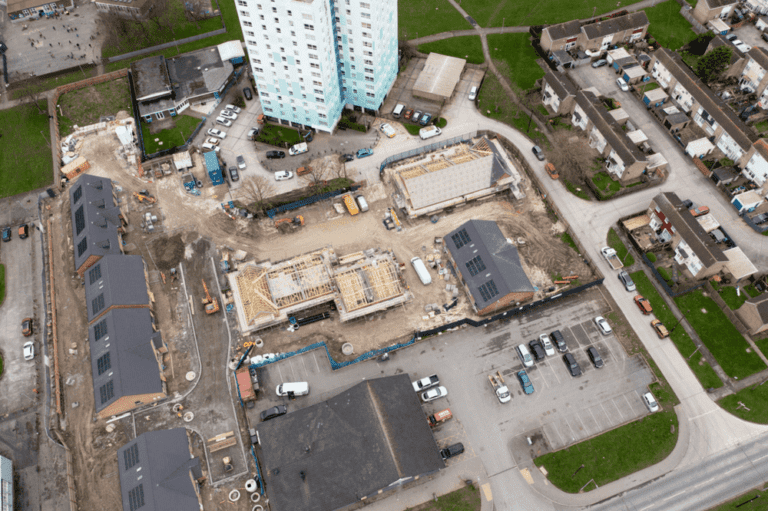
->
[670,309,690,334]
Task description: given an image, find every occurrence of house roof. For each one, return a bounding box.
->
[753,139,768,161]
[653,192,728,266]
[666,111,691,125]
[84,254,148,323]
[743,293,768,323]
[723,247,758,280]
[69,174,122,271]
[705,0,738,8]
[644,88,669,101]
[412,53,466,99]
[89,308,164,413]
[118,429,202,511]
[544,20,582,42]
[167,47,233,100]
[257,375,444,511]
[543,70,577,100]
[444,220,534,309]
[655,48,756,151]
[747,47,768,71]
[581,12,649,40]
[576,90,646,165]
[130,56,172,102]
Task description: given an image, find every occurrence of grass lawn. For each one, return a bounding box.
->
[460,0,646,27]
[10,67,98,100]
[754,120,768,133]
[755,338,768,362]
[57,78,133,137]
[476,73,548,146]
[487,33,544,91]
[405,124,422,136]
[256,124,304,147]
[102,1,222,58]
[716,285,749,310]
[405,485,480,511]
[745,284,761,298]
[657,266,674,285]
[675,289,767,379]
[607,227,635,267]
[709,486,768,510]
[630,271,724,389]
[140,115,201,155]
[646,252,657,263]
[105,0,243,72]
[719,382,768,424]
[560,232,578,252]
[644,1,699,50]
[0,101,53,199]
[417,36,484,64]
[564,178,589,200]
[399,0,472,40]
[592,171,622,200]
[535,411,678,493]
[435,117,448,128]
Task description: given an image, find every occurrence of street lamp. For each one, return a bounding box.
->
[670,309,690,334]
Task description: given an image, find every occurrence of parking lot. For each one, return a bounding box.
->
[247,287,655,484]
[0,197,43,417]
[731,22,768,51]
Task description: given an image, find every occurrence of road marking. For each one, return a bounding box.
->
[549,360,562,385]
[662,491,686,502]
[300,355,309,377]
[312,351,321,372]
[481,483,493,501]
[611,397,627,421]
[589,408,601,430]
[603,334,619,362]
[751,453,768,462]
[575,413,591,436]
[624,393,638,417]
[724,466,740,475]
[565,417,577,440]
[599,402,615,426]
[519,468,534,485]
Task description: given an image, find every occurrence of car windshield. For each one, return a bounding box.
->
[524,353,532,362]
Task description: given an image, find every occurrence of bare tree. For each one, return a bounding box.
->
[17,76,47,114]
[300,158,330,187]
[547,131,600,184]
[241,176,276,215]
[330,155,349,180]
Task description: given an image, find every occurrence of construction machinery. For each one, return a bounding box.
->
[274,215,305,228]
[201,280,220,314]
[133,190,157,204]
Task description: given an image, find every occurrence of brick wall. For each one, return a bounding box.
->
[98,391,166,419]
[478,291,535,315]
[76,254,103,277]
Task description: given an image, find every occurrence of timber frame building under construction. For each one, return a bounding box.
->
[228,247,411,334]
[388,136,525,218]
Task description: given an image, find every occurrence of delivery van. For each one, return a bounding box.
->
[410,256,432,285]
[419,126,441,140]
[276,382,309,396]
[288,142,308,156]
[392,104,405,118]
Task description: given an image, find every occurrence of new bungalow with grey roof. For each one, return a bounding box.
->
[118,429,203,511]
[90,308,167,418]
[444,220,534,315]
[69,174,125,276]
[257,375,443,511]
[84,254,152,325]
[130,46,235,122]
[650,48,757,166]
[542,70,577,114]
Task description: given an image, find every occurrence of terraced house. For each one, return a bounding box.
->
[541,12,649,53]
[541,71,577,115]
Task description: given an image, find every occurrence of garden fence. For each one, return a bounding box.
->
[640,252,705,297]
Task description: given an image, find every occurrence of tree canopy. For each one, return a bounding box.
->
[694,46,732,84]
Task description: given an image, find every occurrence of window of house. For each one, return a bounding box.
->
[304,24,314,30]
[240,10,249,16]
[259,14,264,19]
[246,30,255,36]
[243,20,252,26]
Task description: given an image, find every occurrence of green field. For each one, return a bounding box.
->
[460,0,647,27]
[256,124,304,146]
[10,67,98,100]
[716,285,749,310]
[563,178,590,200]
[644,1,698,50]
[140,115,201,155]
[0,101,53,199]
[58,78,133,137]
[535,411,678,493]
[476,73,548,146]
[607,228,634,267]
[630,271,723,389]
[106,0,243,72]
[102,1,222,58]
[417,36,485,64]
[487,33,544,91]
[399,0,472,40]
[405,124,422,136]
[675,290,767,379]
[406,485,481,511]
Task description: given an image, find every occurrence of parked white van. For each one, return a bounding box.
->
[516,344,534,368]
[392,104,405,118]
[410,257,432,285]
[419,125,441,140]
[276,382,309,396]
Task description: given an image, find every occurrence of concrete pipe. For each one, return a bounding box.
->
[250,492,261,502]
[255,338,264,348]
[228,490,240,502]
[252,505,263,511]
[245,479,257,493]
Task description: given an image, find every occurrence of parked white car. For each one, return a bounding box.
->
[539,334,556,356]
[23,341,34,361]
[224,104,242,114]
[594,316,612,335]
[421,386,448,402]
[205,137,220,145]
[201,143,220,153]
[616,77,629,92]
[216,117,233,127]
[207,128,226,139]
[379,123,396,138]
[275,170,294,181]
[643,392,659,412]
[221,110,238,120]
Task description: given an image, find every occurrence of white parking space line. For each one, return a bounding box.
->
[301,355,309,376]
[312,351,321,372]
[588,408,601,430]
[599,402,616,426]
[574,413,591,436]
[611,397,627,421]
[565,417,578,441]
[602,336,618,363]
[548,423,566,448]
[548,360,563,385]
[276,363,284,383]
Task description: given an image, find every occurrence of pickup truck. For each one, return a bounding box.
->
[488,371,511,403]
[412,374,439,392]
[601,247,623,270]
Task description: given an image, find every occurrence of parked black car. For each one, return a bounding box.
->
[532,145,545,161]
[563,353,582,377]
[440,442,464,460]
[243,87,253,100]
[586,347,604,368]
[260,405,287,422]
[551,330,567,352]
[266,150,286,159]
[342,153,355,162]
[529,339,546,361]
[228,166,240,182]
[1,227,10,242]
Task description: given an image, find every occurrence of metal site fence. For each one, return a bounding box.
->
[265,184,361,219]
[379,131,478,176]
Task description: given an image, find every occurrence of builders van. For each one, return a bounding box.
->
[410,257,432,285]
[276,382,309,397]
[392,104,405,118]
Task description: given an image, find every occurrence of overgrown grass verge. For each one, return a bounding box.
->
[255,124,304,147]
[607,228,635,267]
[475,73,548,146]
[644,1,698,50]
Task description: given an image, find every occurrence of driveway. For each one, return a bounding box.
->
[248,289,653,510]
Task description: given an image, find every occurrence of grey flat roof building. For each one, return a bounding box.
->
[444,220,534,311]
[89,308,164,414]
[130,55,172,102]
[118,429,202,511]
[257,375,444,511]
[84,254,149,324]
[69,174,123,274]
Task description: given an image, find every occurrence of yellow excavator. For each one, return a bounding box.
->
[201,280,219,314]
[133,190,157,204]
[274,215,305,228]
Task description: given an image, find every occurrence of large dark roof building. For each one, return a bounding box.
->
[444,220,534,315]
[84,254,152,324]
[89,308,166,418]
[118,429,203,511]
[257,375,444,511]
[69,174,124,276]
